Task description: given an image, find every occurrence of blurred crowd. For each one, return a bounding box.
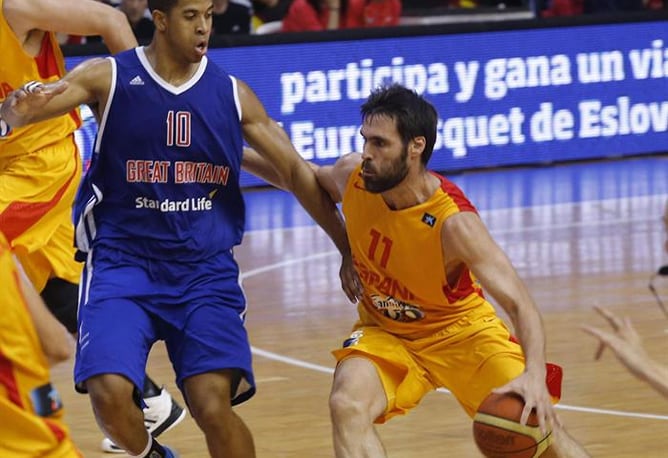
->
[59,0,667,46]
[540,0,665,16]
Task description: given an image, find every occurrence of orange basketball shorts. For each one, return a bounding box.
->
[332,308,527,423]
[0,136,82,290]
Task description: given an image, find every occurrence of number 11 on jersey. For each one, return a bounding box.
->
[368,228,393,269]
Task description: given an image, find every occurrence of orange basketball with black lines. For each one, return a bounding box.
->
[472,393,552,458]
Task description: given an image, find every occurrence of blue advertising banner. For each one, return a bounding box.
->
[68,20,668,187]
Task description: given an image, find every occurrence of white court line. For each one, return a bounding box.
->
[244,194,668,422]
[254,376,289,383]
[250,347,668,421]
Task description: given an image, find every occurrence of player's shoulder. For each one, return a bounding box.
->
[333,153,362,184]
[335,152,362,173]
[204,57,230,78]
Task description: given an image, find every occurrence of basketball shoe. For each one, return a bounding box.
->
[163,445,179,458]
[100,387,186,453]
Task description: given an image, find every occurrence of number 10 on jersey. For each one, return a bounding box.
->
[166,110,191,147]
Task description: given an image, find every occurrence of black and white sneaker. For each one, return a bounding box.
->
[100,387,186,453]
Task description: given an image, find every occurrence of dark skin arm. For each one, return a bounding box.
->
[1,57,111,128]
[237,80,362,302]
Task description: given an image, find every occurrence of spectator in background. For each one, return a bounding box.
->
[212,0,252,35]
[252,0,293,25]
[583,0,644,10]
[118,0,155,43]
[282,0,401,32]
[540,0,664,15]
[363,0,402,27]
[540,0,584,16]
[85,0,155,45]
[401,0,478,9]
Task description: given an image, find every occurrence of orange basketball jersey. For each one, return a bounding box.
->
[0,0,80,158]
[342,165,497,338]
[0,232,80,457]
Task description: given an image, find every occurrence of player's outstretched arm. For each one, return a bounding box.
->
[1,58,111,129]
[582,306,668,398]
[238,79,362,302]
[241,147,287,190]
[4,0,137,54]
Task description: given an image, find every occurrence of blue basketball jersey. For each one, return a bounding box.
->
[74,48,245,261]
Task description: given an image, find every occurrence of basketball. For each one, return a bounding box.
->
[472,393,552,458]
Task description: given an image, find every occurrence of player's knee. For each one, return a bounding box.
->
[87,374,138,415]
[185,373,236,428]
[41,278,79,334]
[329,388,368,422]
[190,397,229,430]
[188,381,233,420]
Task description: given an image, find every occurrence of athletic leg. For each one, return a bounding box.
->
[75,291,172,456]
[183,370,255,458]
[329,326,435,458]
[100,377,186,453]
[39,276,186,454]
[87,374,179,458]
[329,357,388,458]
[86,374,148,454]
[165,255,256,458]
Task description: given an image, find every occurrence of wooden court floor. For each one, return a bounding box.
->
[51,161,668,457]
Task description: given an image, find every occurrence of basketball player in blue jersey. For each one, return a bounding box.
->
[0,0,185,454]
[1,0,361,457]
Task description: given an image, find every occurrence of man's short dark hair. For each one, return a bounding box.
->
[361,84,438,165]
[148,0,179,13]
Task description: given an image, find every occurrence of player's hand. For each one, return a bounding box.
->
[581,306,650,378]
[493,371,557,435]
[0,81,68,127]
[339,252,363,304]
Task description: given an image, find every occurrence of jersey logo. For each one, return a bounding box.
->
[129,75,145,86]
[370,293,424,322]
[342,329,364,348]
[421,212,437,227]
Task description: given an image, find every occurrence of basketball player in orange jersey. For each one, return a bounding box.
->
[0,0,184,453]
[0,229,81,457]
[314,84,591,457]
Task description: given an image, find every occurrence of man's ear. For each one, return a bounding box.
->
[152,10,167,32]
[410,137,426,159]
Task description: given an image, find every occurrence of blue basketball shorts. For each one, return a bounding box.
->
[74,246,255,405]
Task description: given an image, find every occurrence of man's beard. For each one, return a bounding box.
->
[362,148,409,194]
